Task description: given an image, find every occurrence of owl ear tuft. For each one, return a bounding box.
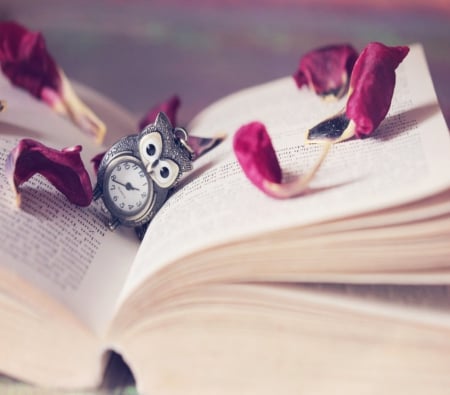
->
[154,111,173,131]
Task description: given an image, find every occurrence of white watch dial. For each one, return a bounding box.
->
[106,158,152,216]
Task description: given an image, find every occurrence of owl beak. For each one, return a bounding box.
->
[146,160,159,174]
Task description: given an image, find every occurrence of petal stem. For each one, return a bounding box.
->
[58,70,106,144]
[264,140,333,198]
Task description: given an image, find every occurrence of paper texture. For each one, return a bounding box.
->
[0,75,139,333]
[121,44,450,298]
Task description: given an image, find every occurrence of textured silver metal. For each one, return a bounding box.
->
[93,112,194,238]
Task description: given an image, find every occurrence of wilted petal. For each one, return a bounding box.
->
[0,21,105,143]
[346,42,409,137]
[233,122,331,198]
[293,44,358,99]
[306,42,409,142]
[233,122,281,191]
[139,95,180,130]
[306,111,356,143]
[188,134,226,159]
[91,151,106,175]
[0,21,60,96]
[5,139,93,207]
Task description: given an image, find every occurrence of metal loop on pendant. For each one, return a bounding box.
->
[174,127,195,159]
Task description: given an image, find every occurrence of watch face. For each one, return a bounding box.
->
[103,156,154,221]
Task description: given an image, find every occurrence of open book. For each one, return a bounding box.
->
[1,43,450,395]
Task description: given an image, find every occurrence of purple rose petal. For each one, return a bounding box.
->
[5,139,93,207]
[307,42,409,142]
[91,151,106,175]
[346,42,410,137]
[187,134,226,159]
[0,21,106,143]
[293,44,358,99]
[233,122,331,198]
[139,95,180,130]
[233,122,282,192]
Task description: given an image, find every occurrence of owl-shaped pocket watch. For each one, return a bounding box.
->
[93,112,194,239]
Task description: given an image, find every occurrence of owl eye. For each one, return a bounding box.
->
[146,144,156,156]
[139,132,163,165]
[151,158,180,188]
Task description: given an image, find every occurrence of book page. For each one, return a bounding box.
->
[119,44,450,299]
[294,283,450,324]
[0,74,139,334]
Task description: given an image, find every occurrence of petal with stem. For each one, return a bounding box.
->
[346,42,409,138]
[233,122,331,199]
[0,21,106,143]
[306,42,409,142]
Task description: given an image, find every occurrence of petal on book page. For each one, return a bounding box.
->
[233,122,331,198]
[293,44,358,99]
[0,21,106,143]
[346,42,410,138]
[188,134,226,159]
[5,139,93,207]
[307,42,409,142]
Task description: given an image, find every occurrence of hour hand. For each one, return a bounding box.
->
[125,182,139,191]
[112,178,139,191]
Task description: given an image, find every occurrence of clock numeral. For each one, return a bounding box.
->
[119,203,125,209]
[117,165,122,171]
[125,163,130,170]
[136,201,142,208]
[110,184,116,191]
[139,171,145,178]
[113,196,118,202]
[132,164,139,170]
[141,192,147,199]
[128,204,134,210]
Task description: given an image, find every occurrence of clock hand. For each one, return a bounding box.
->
[125,182,140,191]
[112,178,140,191]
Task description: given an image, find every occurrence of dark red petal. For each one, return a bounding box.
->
[233,122,332,198]
[233,122,282,193]
[187,134,225,159]
[5,139,93,206]
[91,151,106,175]
[0,22,106,143]
[139,95,180,130]
[346,42,409,137]
[293,44,358,99]
[0,21,60,98]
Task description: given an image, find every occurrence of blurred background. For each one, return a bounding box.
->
[0,0,449,127]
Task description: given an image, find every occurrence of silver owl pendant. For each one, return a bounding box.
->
[93,112,194,240]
